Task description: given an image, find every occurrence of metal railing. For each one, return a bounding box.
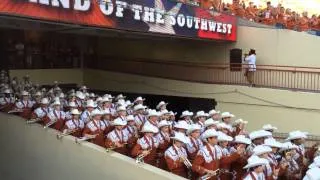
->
[91,57,320,93]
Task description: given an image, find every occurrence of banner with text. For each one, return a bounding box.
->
[0,0,237,41]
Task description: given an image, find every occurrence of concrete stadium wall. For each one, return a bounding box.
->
[84,69,320,135]
[0,113,186,180]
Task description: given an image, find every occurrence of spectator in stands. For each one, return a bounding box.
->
[299,12,310,32]
[276,6,286,29]
[244,49,256,86]
[230,0,246,18]
[261,1,275,26]
[245,2,257,21]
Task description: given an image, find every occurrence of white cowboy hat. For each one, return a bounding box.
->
[59,93,65,98]
[171,132,188,144]
[195,111,208,118]
[201,129,219,140]
[286,130,308,141]
[68,101,77,107]
[90,109,102,117]
[103,94,114,99]
[101,109,112,115]
[134,104,146,111]
[125,100,133,107]
[69,92,76,97]
[186,124,202,135]
[174,121,190,130]
[96,97,103,102]
[305,167,320,180]
[234,135,252,145]
[21,91,29,96]
[264,138,283,148]
[309,156,320,169]
[253,145,272,156]
[208,109,220,116]
[180,110,194,118]
[169,111,177,116]
[76,92,85,100]
[160,109,171,116]
[3,89,11,94]
[126,115,135,122]
[34,91,42,96]
[243,155,269,169]
[217,122,233,131]
[79,86,89,90]
[116,105,127,112]
[40,98,49,104]
[234,119,248,125]
[134,96,145,103]
[158,120,171,128]
[221,112,235,119]
[156,101,168,110]
[85,93,90,97]
[85,100,96,108]
[71,109,81,115]
[262,124,278,131]
[141,124,159,133]
[115,94,126,100]
[147,109,160,117]
[89,93,96,98]
[51,100,61,106]
[218,132,233,142]
[249,130,272,140]
[280,142,298,152]
[204,118,219,128]
[113,118,127,126]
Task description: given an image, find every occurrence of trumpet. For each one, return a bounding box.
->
[57,129,77,139]
[44,120,57,129]
[75,135,96,144]
[135,149,152,163]
[180,156,192,169]
[106,143,128,152]
[26,118,41,124]
[199,169,220,180]
[8,109,23,114]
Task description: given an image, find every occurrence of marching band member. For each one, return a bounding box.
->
[133,96,145,105]
[208,109,220,121]
[218,122,234,137]
[15,90,35,119]
[133,104,147,129]
[164,132,190,178]
[180,110,194,125]
[30,98,50,124]
[156,120,172,170]
[143,109,160,130]
[168,111,176,122]
[125,115,139,153]
[303,156,320,180]
[186,124,203,162]
[125,100,134,115]
[131,123,159,166]
[220,112,235,135]
[115,105,126,120]
[156,101,168,111]
[217,132,236,180]
[279,142,301,180]
[101,109,113,134]
[173,121,190,135]
[115,94,126,102]
[80,99,96,124]
[247,130,272,155]
[64,101,78,120]
[262,124,278,135]
[252,145,279,180]
[232,119,248,137]
[32,91,42,109]
[46,100,66,131]
[82,109,106,147]
[100,97,115,116]
[79,86,89,94]
[243,155,270,180]
[204,118,219,131]
[105,117,129,155]
[75,91,85,111]
[287,131,308,166]
[194,111,208,131]
[159,109,171,121]
[263,138,283,168]
[0,89,15,112]
[192,129,244,180]
[62,109,84,138]
[230,135,252,180]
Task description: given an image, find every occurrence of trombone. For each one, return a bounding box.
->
[57,129,77,139]
[44,120,57,129]
[26,118,41,124]
[136,149,152,163]
[8,108,23,114]
[180,155,192,169]
[106,143,128,152]
[75,135,96,144]
[199,169,220,180]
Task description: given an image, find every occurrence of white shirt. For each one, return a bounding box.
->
[134,114,146,126]
[186,136,203,154]
[107,129,130,143]
[80,110,91,124]
[65,119,85,129]
[245,54,256,72]
[48,110,66,121]
[155,131,170,145]
[197,144,223,163]
[137,136,159,150]
[164,145,188,161]
[0,97,15,105]
[243,171,265,180]
[34,107,50,118]
[15,100,35,109]
[86,120,107,132]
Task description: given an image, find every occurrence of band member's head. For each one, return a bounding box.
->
[91,109,102,121]
[68,101,77,111]
[40,98,49,108]
[187,124,201,139]
[141,124,159,138]
[249,130,272,145]
[169,111,176,121]
[101,110,112,120]
[234,119,248,129]
[244,156,269,174]
[174,121,189,134]
[264,138,282,154]
[156,101,167,111]
[68,93,76,102]
[262,124,277,134]
[117,106,127,117]
[287,130,308,146]
[126,115,135,127]
[71,109,81,120]
[134,96,145,105]
[234,135,252,149]
[113,118,127,130]
[280,142,298,161]
[171,132,188,148]
[134,104,146,115]
[203,129,219,145]
[204,118,219,130]
[249,49,256,55]
[158,120,170,133]
[208,110,220,120]
[21,91,30,101]
[76,92,85,102]
[218,123,232,135]
[79,86,88,94]
[85,100,96,112]
[3,89,12,98]
[180,110,193,121]
[147,110,160,123]
[221,112,234,125]
[160,110,170,120]
[253,145,272,159]
[34,91,42,102]
[51,100,61,111]
[101,97,112,108]
[218,133,233,148]
[195,111,207,123]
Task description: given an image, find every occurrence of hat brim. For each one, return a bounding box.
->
[243,162,267,169]
[171,137,188,144]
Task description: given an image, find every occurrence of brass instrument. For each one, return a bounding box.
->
[26,118,41,124]
[180,155,192,169]
[8,109,23,114]
[75,135,96,144]
[57,129,77,139]
[135,149,152,163]
[44,120,57,129]
[199,169,220,180]
[106,143,128,152]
